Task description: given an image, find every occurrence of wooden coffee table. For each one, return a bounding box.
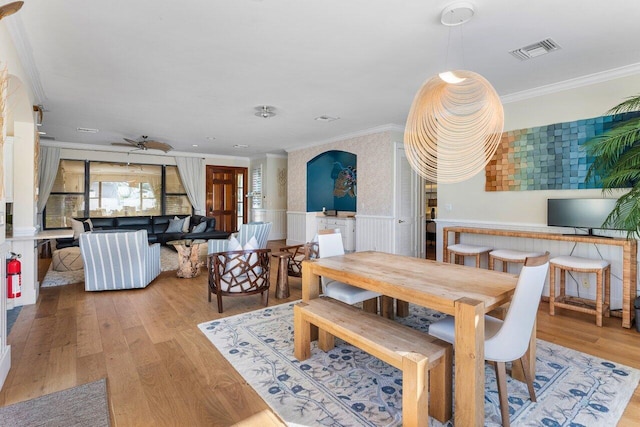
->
[167,239,207,278]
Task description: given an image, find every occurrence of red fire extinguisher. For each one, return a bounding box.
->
[7,252,21,299]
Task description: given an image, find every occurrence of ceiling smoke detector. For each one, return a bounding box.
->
[510,38,561,60]
[255,105,276,118]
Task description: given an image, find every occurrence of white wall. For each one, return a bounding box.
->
[439,73,640,225]
[288,130,396,216]
[250,154,287,239]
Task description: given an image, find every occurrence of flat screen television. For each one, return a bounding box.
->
[547,198,618,236]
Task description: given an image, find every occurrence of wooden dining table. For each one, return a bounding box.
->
[301,251,520,427]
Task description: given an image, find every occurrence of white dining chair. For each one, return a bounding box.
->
[428,252,550,427]
[317,229,381,311]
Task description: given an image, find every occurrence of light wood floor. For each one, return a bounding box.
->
[1,241,639,426]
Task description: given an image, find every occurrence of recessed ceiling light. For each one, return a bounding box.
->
[38,131,46,135]
[205,136,216,141]
[314,115,340,122]
[76,127,99,133]
[192,144,199,147]
[234,144,249,149]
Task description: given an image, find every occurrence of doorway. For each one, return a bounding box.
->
[205,166,248,233]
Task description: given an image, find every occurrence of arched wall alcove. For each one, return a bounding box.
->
[306,150,356,212]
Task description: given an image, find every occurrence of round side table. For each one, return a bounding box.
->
[272,251,292,299]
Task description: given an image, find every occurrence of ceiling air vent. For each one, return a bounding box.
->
[509,38,560,61]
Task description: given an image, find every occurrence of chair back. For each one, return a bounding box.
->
[80,229,161,291]
[208,248,271,294]
[316,229,345,291]
[317,229,344,258]
[237,222,272,249]
[485,252,550,361]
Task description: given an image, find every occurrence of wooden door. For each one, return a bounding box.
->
[206,166,247,233]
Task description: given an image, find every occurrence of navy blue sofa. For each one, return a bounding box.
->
[56,214,230,249]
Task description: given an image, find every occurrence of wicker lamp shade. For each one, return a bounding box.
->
[404,70,504,183]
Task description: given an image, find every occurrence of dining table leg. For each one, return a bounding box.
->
[454,297,485,427]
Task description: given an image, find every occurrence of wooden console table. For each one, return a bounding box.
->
[443,226,638,328]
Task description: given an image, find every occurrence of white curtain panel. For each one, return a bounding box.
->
[37,146,61,218]
[175,156,205,215]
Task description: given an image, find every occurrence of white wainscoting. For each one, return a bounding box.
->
[286,211,318,245]
[0,240,11,390]
[355,215,395,254]
[253,209,287,241]
[436,219,640,311]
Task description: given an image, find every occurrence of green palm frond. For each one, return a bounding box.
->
[607,94,640,115]
[584,94,640,239]
[584,119,640,183]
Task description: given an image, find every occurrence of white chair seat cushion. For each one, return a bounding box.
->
[219,274,267,293]
[323,280,380,305]
[448,243,493,254]
[427,314,504,354]
[490,249,544,261]
[427,315,455,343]
[550,256,610,270]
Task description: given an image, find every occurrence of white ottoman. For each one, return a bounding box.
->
[52,247,84,272]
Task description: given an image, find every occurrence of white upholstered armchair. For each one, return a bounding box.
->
[79,229,161,291]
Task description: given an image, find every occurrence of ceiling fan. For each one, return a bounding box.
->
[111,136,173,153]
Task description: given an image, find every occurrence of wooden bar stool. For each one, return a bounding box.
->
[549,256,611,327]
[489,249,545,272]
[446,243,492,268]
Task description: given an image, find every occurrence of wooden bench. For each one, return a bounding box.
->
[294,297,452,426]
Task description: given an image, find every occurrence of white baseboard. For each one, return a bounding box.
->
[0,345,11,390]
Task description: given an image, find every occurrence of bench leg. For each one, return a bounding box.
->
[428,344,452,424]
[402,353,429,427]
[294,304,311,361]
[318,328,335,352]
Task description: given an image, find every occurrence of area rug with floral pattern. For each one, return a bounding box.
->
[198,301,639,426]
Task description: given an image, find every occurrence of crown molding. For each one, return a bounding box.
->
[500,62,640,104]
[284,123,405,153]
[39,140,247,160]
[6,15,47,105]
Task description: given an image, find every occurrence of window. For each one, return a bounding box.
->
[45,160,86,228]
[165,165,191,215]
[44,161,192,228]
[89,162,162,217]
[237,172,245,226]
[251,166,262,209]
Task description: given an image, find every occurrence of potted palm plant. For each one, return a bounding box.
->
[585,94,640,238]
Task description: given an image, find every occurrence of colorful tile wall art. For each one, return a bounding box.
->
[485,112,640,191]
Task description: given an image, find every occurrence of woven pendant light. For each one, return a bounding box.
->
[404,2,504,184]
[404,70,503,183]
